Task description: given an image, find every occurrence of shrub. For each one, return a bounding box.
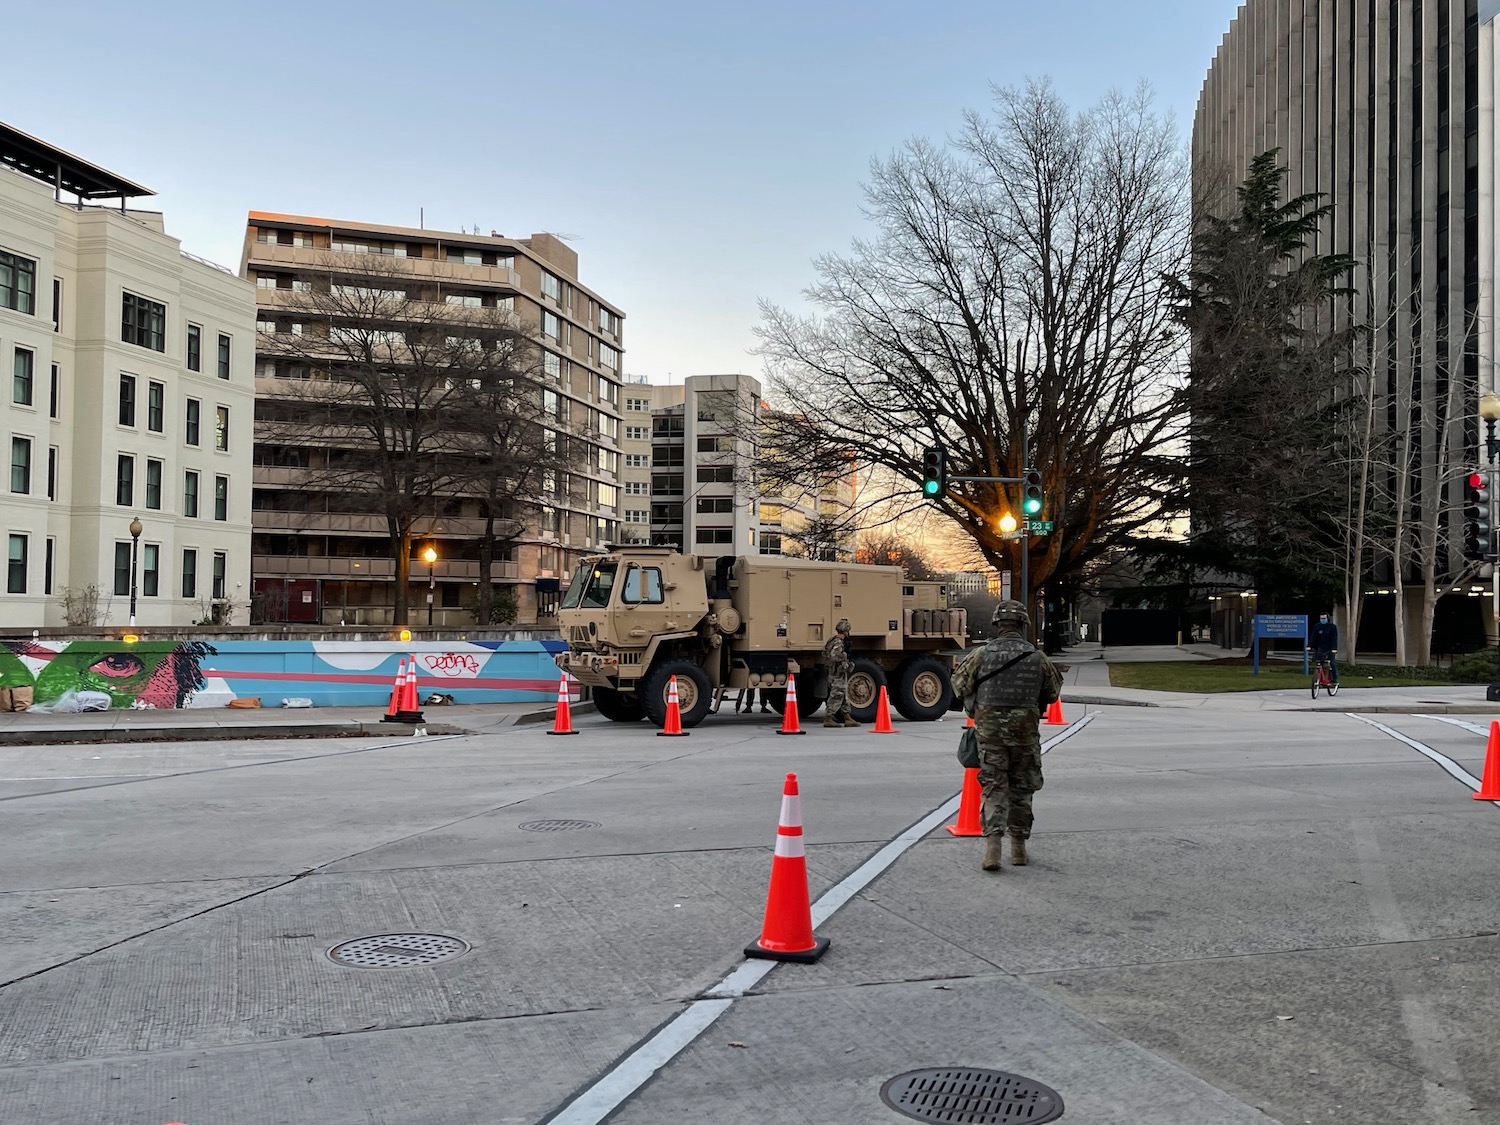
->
[1448,651,1498,684]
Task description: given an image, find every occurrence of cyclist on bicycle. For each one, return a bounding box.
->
[1309,612,1339,685]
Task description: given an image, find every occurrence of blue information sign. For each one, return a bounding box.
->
[1251,614,1309,675]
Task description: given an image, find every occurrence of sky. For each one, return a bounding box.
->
[8,0,1246,385]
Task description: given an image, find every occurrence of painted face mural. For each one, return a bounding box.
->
[0,640,216,709]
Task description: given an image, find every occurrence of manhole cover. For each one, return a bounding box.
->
[880,1068,1064,1124]
[518,819,601,832]
[327,933,469,969]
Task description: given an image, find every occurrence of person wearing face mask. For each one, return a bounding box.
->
[1309,612,1339,686]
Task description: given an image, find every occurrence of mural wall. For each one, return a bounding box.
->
[0,639,570,710]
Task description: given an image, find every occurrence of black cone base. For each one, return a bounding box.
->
[744,934,830,963]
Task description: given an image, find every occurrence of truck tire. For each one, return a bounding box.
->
[592,686,644,723]
[642,661,713,729]
[846,659,888,724]
[892,656,953,721]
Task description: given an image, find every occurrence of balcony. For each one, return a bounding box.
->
[252,554,520,582]
[247,244,523,291]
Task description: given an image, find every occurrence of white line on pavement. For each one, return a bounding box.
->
[542,711,1097,1124]
[1350,715,1486,793]
[1417,714,1491,736]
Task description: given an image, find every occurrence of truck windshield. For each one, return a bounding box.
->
[561,560,619,609]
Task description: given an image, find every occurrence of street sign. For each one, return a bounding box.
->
[1024,520,1054,533]
[1251,613,1308,676]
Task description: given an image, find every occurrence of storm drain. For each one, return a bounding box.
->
[879,1068,1065,1124]
[518,819,601,832]
[327,933,469,969]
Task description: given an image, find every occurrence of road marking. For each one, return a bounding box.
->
[1350,715,1486,793]
[1417,714,1490,736]
[542,712,1097,1124]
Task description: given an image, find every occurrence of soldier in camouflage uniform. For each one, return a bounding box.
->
[821,619,860,728]
[950,600,1062,871]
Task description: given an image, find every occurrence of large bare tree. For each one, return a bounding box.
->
[256,256,562,625]
[755,80,1189,610]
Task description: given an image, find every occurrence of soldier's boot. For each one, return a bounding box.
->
[822,713,842,728]
[841,711,861,727]
[1009,835,1028,866]
[981,836,1004,871]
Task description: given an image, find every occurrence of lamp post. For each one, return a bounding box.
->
[423,545,438,626]
[1481,392,1500,700]
[128,517,143,626]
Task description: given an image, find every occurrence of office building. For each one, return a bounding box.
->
[0,122,255,628]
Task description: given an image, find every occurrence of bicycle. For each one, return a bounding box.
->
[1309,650,1339,698]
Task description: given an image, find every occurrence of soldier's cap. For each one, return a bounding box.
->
[991,600,1030,626]
[834,618,851,633]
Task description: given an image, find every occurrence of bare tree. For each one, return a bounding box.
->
[854,529,939,580]
[257,256,547,625]
[756,80,1189,610]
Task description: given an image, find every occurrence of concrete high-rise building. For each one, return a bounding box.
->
[1195,1,1498,643]
[242,214,625,626]
[0,122,255,628]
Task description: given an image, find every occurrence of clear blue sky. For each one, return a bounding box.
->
[9,0,1244,383]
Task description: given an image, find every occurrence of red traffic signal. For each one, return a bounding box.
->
[1469,471,1487,490]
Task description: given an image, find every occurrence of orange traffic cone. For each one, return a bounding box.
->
[547,673,578,736]
[868,685,898,733]
[1475,720,1500,800]
[1045,698,1066,725]
[745,772,829,962]
[394,654,424,723]
[945,767,984,836]
[657,674,689,737]
[380,656,407,723]
[777,675,805,735]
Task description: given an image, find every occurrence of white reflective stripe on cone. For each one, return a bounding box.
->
[774,832,806,859]
[779,794,801,829]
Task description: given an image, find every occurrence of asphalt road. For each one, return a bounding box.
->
[1,702,1497,1125]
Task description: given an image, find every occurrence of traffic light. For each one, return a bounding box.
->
[1465,470,1494,560]
[1021,468,1043,516]
[921,447,946,497]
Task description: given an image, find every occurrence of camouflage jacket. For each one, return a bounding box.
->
[951,637,1061,718]
[822,634,850,676]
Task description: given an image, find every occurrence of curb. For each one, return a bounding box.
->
[0,721,468,747]
[514,702,597,726]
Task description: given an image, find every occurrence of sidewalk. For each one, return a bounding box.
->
[1056,640,1498,714]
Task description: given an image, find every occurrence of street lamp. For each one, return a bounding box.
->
[128,517,143,626]
[423,545,438,626]
[1481,392,1500,700]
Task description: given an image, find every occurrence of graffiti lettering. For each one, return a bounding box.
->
[423,652,481,677]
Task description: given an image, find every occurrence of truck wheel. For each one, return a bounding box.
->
[592,687,644,723]
[846,659,888,724]
[643,661,713,729]
[764,685,825,718]
[893,656,952,721]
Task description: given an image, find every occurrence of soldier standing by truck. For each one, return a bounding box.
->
[951,601,1062,871]
[821,619,860,728]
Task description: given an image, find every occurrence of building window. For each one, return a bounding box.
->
[696,496,734,514]
[543,352,562,379]
[6,534,26,594]
[119,374,137,427]
[145,459,162,510]
[114,542,131,596]
[697,436,733,453]
[147,381,165,432]
[696,465,734,483]
[10,437,30,494]
[183,470,199,517]
[695,528,734,545]
[212,551,226,599]
[626,397,649,412]
[122,292,166,351]
[624,481,649,495]
[215,406,230,450]
[116,454,134,506]
[624,509,649,524]
[182,548,197,598]
[187,324,202,371]
[51,278,60,331]
[185,398,201,445]
[217,334,231,379]
[542,271,562,301]
[141,543,159,596]
[48,364,58,418]
[214,475,228,520]
[625,426,648,441]
[46,446,56,501]
[13,348,33,405]
[43,537,53,595]
[600,307,619,335]
[0,249,36,314]
[541,310,560,340]
[600,343,619,370]
[625,453,648,468]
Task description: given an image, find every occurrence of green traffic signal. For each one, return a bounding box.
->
[923,479,941,496]
[921,447,946,497]
[1022,469,1043,515]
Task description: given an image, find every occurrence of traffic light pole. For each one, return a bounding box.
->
[941,429,1033,625]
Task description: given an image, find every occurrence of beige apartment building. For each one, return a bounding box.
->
[241,213,624,626]
[0,122,255,628]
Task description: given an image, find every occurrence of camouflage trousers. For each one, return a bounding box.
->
[977,737,1044,839]
[825,672,849,716]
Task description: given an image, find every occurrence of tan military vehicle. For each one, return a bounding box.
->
[556,547,968,729]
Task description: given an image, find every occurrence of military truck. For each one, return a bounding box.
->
[555,547,967,729]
